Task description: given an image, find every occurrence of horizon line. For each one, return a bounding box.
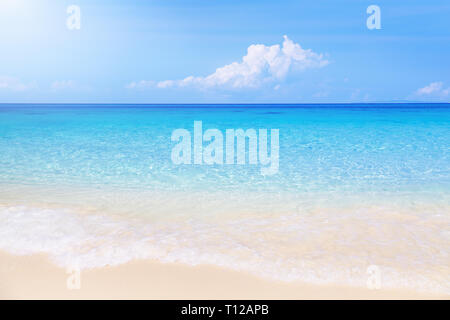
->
[1,102,449,106]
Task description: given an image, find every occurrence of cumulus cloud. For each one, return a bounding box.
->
[126,35,329,90]
[0,76,36,91]
[416,82,449,97]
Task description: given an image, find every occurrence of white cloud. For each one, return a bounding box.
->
[126,35,329,90]
[50,80,92,92]
[51,80,76,90]
[416,82,449,97]
[0,76,36,91]
[125,80,155,89]
[156,80,175,89]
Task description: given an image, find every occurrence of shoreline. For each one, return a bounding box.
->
[1,251,447,300]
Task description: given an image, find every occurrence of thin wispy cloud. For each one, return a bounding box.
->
[126,36,329,91]
[50,80,92,92]
[125,80,155,90]
[51,80,76,90]
[413,82,449,101]
[416,82,449,97]
[0,76,36,92]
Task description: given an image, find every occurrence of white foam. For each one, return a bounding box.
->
[0,206,154,268]
[0,204,448,295]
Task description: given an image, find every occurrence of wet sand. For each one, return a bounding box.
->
[0,251,447,300]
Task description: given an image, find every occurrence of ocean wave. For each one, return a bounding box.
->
[0,203,448,295]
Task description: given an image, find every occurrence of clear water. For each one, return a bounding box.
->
[0,104,449,294]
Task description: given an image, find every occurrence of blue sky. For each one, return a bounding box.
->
[0,0,449,103]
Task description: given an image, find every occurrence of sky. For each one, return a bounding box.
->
[0,0,449,103]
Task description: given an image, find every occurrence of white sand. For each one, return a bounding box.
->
[0,251,447,300]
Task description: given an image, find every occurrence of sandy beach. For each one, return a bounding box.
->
[1,251,447,300]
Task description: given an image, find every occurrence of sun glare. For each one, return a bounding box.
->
[0,0,25,11]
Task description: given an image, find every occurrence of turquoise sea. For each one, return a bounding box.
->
[0,104,449,294]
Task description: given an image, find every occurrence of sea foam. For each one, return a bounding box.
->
[0,203,448,295]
